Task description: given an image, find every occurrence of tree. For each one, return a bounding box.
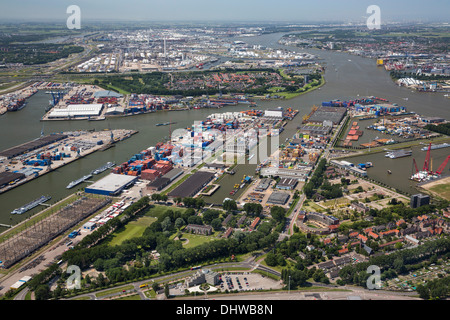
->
[211,218,223,231]
[265,252,278,267]
[223,199,237,212]
[243,203,263,217]
[151,193,161,202]
[202,209,220,224]
[175,217,186,229]
[164,283,170,298]
[35,284,51,300]
[270,206,286,223]
[161,216,173,232]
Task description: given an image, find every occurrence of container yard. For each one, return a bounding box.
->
[42,84,127,121]
[0,129,137,194]
[0,84,39,115]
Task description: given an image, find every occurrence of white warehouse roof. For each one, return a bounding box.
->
[48,104,103,118]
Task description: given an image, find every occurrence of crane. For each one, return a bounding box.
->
[412,158,419,174]
[423,143,432,173]
[435,155,450,175]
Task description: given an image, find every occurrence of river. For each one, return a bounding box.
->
[0,31,448,228]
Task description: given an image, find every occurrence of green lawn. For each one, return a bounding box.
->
[178,232,218,249]
[108,216,157,246]
[146,204,187,219]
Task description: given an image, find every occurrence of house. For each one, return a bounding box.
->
[351,202,370,213]
[223,227,233,238]
[249,217,260,230]
[396,219,406,227]
[380,229,399,238]
[349,232,359,238]
[358,234,368,243]
[379,238,404,248]
[368,231,379,239]
[185,224,213,235]
[400,226,418,236]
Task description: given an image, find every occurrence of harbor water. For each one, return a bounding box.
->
[0,32,449,229]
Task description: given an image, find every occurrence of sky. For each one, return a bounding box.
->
[0,0,449,23]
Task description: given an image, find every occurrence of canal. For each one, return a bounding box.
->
[0,31,448,228]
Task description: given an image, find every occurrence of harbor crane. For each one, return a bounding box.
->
[435,155,450,175]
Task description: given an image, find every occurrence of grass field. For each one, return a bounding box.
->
[108,204,187,246]
[424,180,450,201]
[108,216,157,246]
[178,232,218,249]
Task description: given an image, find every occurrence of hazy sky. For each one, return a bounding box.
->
[0,0,449,23]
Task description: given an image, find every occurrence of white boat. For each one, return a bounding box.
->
[11,195,51,214]
[91,162,115,175]
[66,174,92,189]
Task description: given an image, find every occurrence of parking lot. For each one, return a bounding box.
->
[218,272,283,292]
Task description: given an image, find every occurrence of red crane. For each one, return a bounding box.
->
[435,155,450,175]
[423,143,432,173]
[412,158,419,174]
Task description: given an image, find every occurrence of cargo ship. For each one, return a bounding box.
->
[11,195,51,214]
[385,149,412,159]
[7,99,26,112]
[156,122,176,126]
[91,162,115,175]
[66,174,92,189]
[421,143,450,151]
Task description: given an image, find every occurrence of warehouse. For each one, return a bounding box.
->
[276,177,298,190]
[267,192,290,205]
[307,107,347,125]
[255,178,271,192]
[264,108,284,119]
[93,90,123,98]
[85,173,137,196]
[162,168,184,181]
[146,177,171,191]
[0,172,26,188]
[0,134,68,159]
[47,104,104,119]
[168,171,215,198]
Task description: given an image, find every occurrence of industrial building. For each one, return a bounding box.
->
[0,134,68,159]
[84,173,137,196]
[47,104,104,119]
[255,178,271,192]
[168,171,215,198]
[267,192,290,205]
[264,108,284,119]
[0,172,26,188]
[308,106,347,125]
[276,177,298,190]
[146,177,171,191]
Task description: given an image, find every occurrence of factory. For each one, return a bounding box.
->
[84,173,138,196]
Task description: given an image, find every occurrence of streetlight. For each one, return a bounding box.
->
[288,275,291,295]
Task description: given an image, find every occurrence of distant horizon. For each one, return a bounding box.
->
[0,0,449,24]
